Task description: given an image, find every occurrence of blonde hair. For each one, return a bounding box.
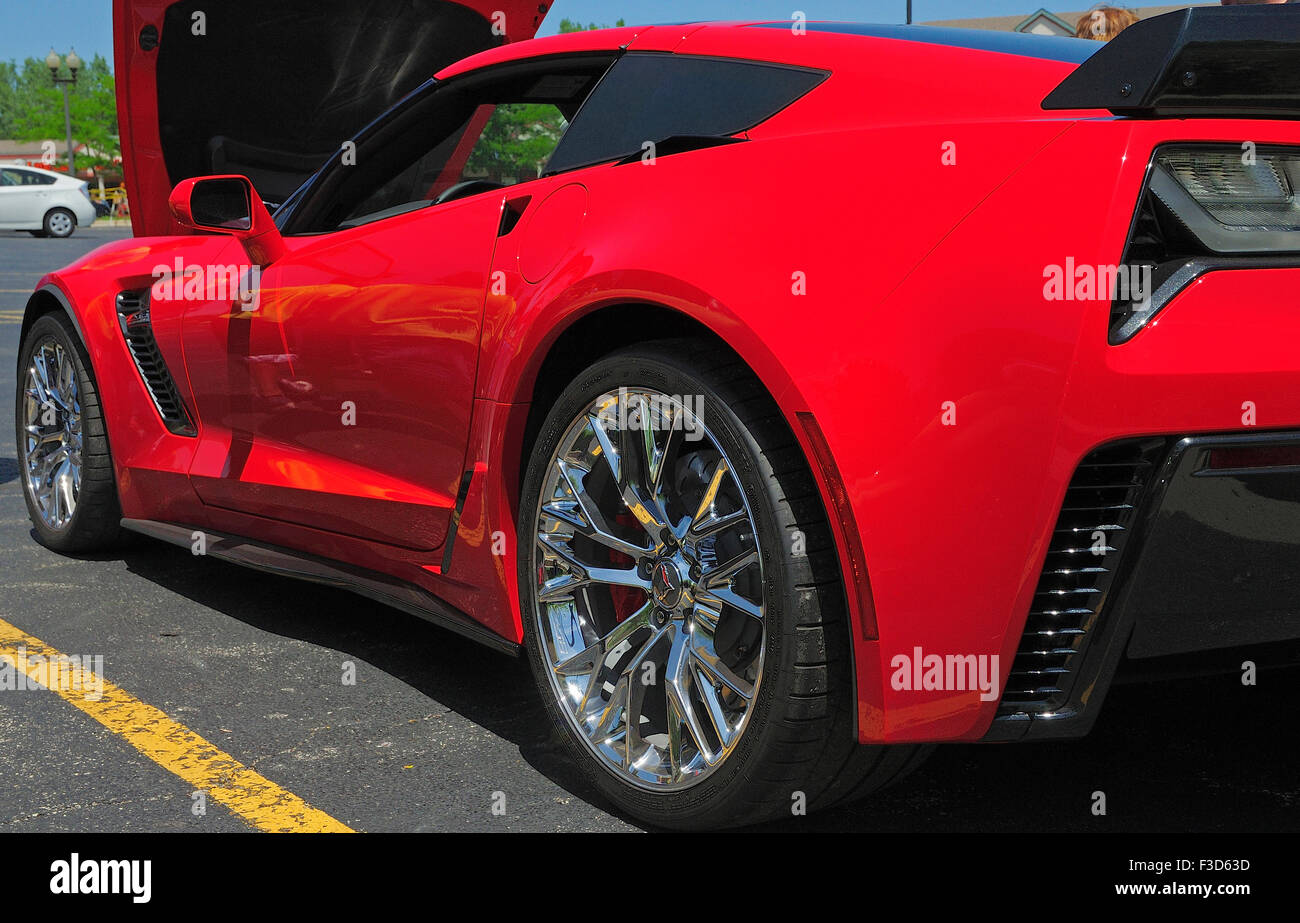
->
[1076,6,1140,41]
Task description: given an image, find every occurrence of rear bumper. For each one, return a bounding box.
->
[814,265,1300,745]
[66,194,97,227]
[987,431,1300,741]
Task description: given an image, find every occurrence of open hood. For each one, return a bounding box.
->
[114,0,551,236]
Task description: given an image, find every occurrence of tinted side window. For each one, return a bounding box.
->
[1,169,56,186]
[546,54,826,175]
[283,57,613,234]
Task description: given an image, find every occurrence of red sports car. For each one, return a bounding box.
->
[16,1,1300,828]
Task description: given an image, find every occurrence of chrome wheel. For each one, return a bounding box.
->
[531,387,765,791]
[22,339,82,530]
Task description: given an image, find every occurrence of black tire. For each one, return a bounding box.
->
[43,207,76,238]
[517,340,928,829]
[15,312,124,552]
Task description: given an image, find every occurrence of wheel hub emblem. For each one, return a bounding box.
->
[652,560,684,610]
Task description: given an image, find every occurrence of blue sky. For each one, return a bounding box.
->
[1,1,1092,68]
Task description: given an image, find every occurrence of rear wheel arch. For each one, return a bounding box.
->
[506,300,883,743]
[516,303,731,490]
[512,337,920,825]
[509,299,860,667]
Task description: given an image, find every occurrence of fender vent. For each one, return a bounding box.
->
[115,290,196,437]
[998,437,1169,715]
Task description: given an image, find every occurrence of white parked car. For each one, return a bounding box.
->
[0,164,98,238]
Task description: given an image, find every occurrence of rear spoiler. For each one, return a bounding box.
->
[1042,5,1300,119]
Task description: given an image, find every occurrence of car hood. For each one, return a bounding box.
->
[114,0,551,236]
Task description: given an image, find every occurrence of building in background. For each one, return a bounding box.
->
[925,4,1213,35]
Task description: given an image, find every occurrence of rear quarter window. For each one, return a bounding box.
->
[545,53,827,175]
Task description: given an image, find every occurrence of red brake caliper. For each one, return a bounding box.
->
[610,509,644,622]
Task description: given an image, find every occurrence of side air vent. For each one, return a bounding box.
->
[998,437,1170,716]
[115,290,196,436]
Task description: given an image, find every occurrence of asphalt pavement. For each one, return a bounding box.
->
[0,226,1295,832]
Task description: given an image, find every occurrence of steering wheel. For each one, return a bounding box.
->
[433,179,505,205]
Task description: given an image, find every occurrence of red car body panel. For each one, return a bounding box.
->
[30,15,1300,746]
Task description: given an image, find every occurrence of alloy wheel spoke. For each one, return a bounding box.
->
[688,457,732,537]
[692,661,736,749]
[703,547,758,589]
[545,457,652,558]
[588,404,669,543]
[538,572,586,602]
[555,602,652,680]
[690,625,755,701]
[56,461,76,522]
[24,423,63,447]
[665,647,719,767]
[689,508,747,541]
[644,399,680,499]
[696,585,764,623]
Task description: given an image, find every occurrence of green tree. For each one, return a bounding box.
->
[0,61,19,138]
[467,102,565,182]
[1,53,118,171]
[557,18,627,33]
[465,19,626,180]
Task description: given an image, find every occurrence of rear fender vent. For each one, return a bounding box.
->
[999,437,1170,715]
[115,290,196,437]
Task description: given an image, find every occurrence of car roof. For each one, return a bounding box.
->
[1,164,67,178]
[433,20,1099,81]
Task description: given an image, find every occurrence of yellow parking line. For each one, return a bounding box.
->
[0,618,354,833]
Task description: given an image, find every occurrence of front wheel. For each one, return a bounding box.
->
[518,341,926,829]
[16,312,123,551]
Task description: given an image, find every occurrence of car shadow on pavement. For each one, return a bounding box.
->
[60,536,1300,833]
[108,537,646,828]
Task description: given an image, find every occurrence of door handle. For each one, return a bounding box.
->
[498,195,531,238]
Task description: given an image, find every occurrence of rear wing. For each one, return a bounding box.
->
[1042,5,1300,119]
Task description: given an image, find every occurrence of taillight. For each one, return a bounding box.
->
[1111,144,1300,343]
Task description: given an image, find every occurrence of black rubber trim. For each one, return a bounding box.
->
[1111,256,1300,345]
[441,468,475,573]
[751,21,1099,64]
[121,517,519,656]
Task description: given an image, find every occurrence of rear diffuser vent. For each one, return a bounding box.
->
[999,437,1169,716]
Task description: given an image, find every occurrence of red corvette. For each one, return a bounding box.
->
[16,1,1300,828]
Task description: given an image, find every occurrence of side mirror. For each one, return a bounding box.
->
[168,175,285,267]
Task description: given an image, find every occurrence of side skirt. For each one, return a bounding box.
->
[120,518,520,656]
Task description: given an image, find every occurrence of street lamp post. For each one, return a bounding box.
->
[907,2,913,25]
[45,48,81,176]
